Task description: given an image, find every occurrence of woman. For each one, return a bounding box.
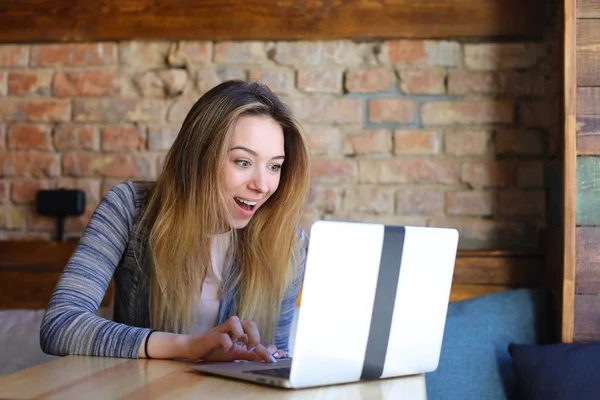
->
[40,80,311,364]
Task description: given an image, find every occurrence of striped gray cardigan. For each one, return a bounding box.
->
[40,181,306,358]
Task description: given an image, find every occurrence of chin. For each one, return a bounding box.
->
[232,219,251,230]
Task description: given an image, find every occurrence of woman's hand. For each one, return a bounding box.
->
[185,316,283,363]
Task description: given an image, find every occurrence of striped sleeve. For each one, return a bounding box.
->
[274,228,307,354]
[40,182,152,358]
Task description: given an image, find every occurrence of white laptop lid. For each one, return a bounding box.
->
[289,221,458,388]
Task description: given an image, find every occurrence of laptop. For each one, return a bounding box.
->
[190,220,459,389]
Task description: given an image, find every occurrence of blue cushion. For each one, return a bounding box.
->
[426,288,552,400]
[509,341,600,400]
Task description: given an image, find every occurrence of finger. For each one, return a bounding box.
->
[253,343,277,363]
[241,320,260,350]
[273,350,287,359]
[217,316,245,342]
[213,332,234,353]
[266,344,277,355]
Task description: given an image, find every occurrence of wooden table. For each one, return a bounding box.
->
[0,356,428,399]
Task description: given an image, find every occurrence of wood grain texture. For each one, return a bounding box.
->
[0,356,427,399]
[576,156,600,226]
[576,116,600,154]
[576,227,600,293]
[576,20,600,85]
[0,241,113,309]
[574,294,600,342]
[453,250,543,286]
[0,0,547,43]
[578,0,600,18]
[563,0,576,343]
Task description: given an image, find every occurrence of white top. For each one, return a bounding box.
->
[193,231,231,334]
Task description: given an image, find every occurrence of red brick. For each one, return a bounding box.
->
[448,71,497,96]
[461,161,515,188]
[168,41,212,65]
[168,97,197,123]
[134,71,165,98]
[0,180,8,203]
[357,160,380,184]
[54,124,98,151]
[273,41,361,66]
[517,161,545,188]
[0,98,71,122]
[345,68,394,93]
[344,187,395,214]
[327,213,428,227]
[8,124,53,150]
[214,42,268,63]
[0,124,5,150]
[497,191,545,217]
[494,128,543,155]
[250,68,294,95]
[379,159,460,184]
[0,71,6,96]
[383,40,460,67]
[394,130,440,155]
[148,125,180,151]
[197,67,247,95]
[62,152,157,178]
[4,152,60,178]
[421,100,514,125]
[464,43,545,71]
[101,179,125,196]
[498,71,545,97]
[445,130,492,156]
[446,191,494,216]
[157,69,188,96]
[101,125,147,151]
[31,43,117,66]
[344,129,391,155]
[297,68,343,94]
[430,218,541,249]
[368,99,416,124]
[54,69,120,97]
[73,98,166,122]
[305,127,341,156]
[8,70,53,95]
[0,205,25,230]
[306,186,339,213]
[1,231,53,241]
[396,188,444,215]
[519,100,557,129]
[290,98,363,124]
[11,179,56,204]
[27,212,55,232]
[400,69,445,94]
[311,158,356,184]
[0,45,29,66]
[119,41,170,67]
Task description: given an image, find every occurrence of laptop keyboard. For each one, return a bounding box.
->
[244,367,291,378]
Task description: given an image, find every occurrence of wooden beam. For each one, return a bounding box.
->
[0,0,547,43]
[563,0,577,343]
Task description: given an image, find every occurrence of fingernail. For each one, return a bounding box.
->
[272,351,280,358]
[235,341,245,347]
[269,355,277,363]
[248,346,256,352]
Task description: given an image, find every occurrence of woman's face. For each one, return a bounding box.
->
[222,115,285,229]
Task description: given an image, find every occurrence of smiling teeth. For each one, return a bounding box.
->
[235,198,258,206]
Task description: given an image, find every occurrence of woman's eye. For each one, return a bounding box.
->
[235,160,251,168]
[268,164,282,172]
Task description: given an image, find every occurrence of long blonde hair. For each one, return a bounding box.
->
[135,81,311,342]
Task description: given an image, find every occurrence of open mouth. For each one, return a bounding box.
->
[234,197,258,211]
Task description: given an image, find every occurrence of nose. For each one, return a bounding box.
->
[249,168,269,194]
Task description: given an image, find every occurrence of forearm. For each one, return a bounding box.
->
[138,331,191,359]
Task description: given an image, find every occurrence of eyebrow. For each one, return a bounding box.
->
[229,146,285,160]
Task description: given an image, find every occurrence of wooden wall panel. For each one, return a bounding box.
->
[576,157,600,225]
[577,20,600,85]
[576,227,600,293]
[0,0,547,43]
[576,116,600,153]
[574,294,600,342]
[578,0,600,19]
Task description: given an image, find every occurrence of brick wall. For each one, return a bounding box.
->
[0,39,557,249]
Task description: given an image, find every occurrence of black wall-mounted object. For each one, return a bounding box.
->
[36,189,86,242]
